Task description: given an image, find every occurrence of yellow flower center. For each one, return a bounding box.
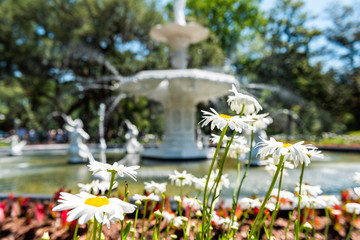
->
[283,143,292,148]
[219,114,233,119]
[84,196,110,207]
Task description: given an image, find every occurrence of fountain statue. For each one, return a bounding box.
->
[64,115,95,163]
[119,0,238,160]
[124,119,143,154]
[98,103,107,163]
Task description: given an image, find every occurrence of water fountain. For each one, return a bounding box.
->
[98,103,107,163]
[119,0,238,160]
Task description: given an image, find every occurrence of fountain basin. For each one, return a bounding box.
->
[120,69,238,160]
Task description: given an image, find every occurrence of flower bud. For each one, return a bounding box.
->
[170,234,178,239]
[154,210,162,218]
[303,222,312,230]
[135,199,142,206]
[41,232,50,240]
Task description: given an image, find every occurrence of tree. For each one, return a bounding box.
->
[234,0,344,135]
[323,3,360,130]
[0,0,168,140]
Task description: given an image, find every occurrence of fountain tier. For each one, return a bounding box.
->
[119,69,238,160]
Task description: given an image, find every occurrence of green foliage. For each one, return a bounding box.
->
[186,0,263,56]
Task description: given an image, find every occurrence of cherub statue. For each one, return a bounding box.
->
[64,116,94,163]
[124,119,143,154]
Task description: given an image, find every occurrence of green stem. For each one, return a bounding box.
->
[324,207,330,240]
[146,201,156,233]
[97,171,116,240]
[285,211,294,240]
[73,221,79,240]
[158,194,165,238]
[141,200,149,240]
[207,131,236,237]
[201,125,228,240]
[295,163,306,240]
[228,130,254,237]
[346,211,357,240]
[92,219,98,240]
[86,221,93,240]
[107,171,116,198]
[132,207,140,240]
[249,155,285,238]
[269,162,285,237]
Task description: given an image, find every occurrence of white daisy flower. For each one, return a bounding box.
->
[256,137,323,167]
[353,172,360,184]
[248,113,273,132]
[199,108,252,132]
[133,193,160,202]
[265,202,276,211]
[87,161,140,181]
[270,189,295,200]
[295,184,322,197]
[355,187,360,197]
[211,213,226,226]
[169,170,193,187]
[227,84,263,115]
[78,180,118,196]
[144,181,167,194]
[52,192,136,228]
[192,176,207,191]
[210,134,250,159]
[239,198,261,210]
[182,197,201,210]
[316,195,340,207]
[264,158,292,177]
[346,203,360,214]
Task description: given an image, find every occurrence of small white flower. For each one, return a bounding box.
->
[256,137,323,167]
[295,184,322,197]
[78,180,118,196]
[182,197,201,210]
[87,161,140,181]
[354,172,360,184]
[227,84,263,115]
[199,108,252,132]
[192,176,207,191]
[239,198,261,210]
[52,192,136,228]
[144,181,167,194]
[316,195,340,207]
[346,203,360,214]
[173,216,188,227]
[169,170,193,187]
[162,211,175,223]
[133,193,160,202]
